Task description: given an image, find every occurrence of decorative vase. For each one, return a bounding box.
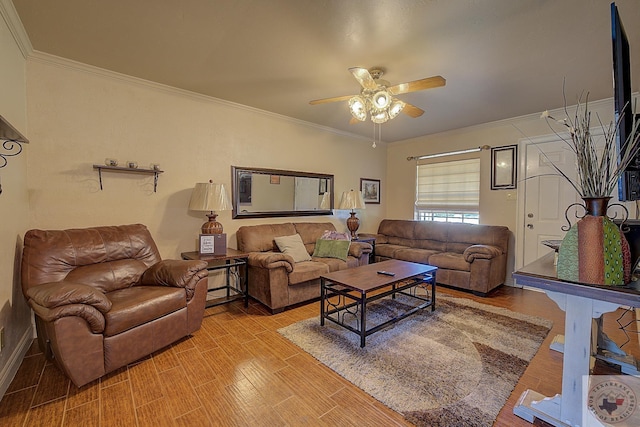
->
[557,197,631,286]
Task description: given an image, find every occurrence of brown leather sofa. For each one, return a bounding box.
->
[21,224,209,387]
[360,219,510,295]
[236,222,372,313]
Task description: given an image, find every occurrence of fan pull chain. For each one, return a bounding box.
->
[372,122,379,148]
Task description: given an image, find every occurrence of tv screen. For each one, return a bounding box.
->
[612,2,639,201]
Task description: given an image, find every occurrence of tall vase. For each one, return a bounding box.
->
[557,197,631,286]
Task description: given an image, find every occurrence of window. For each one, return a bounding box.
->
[415,158,480,224]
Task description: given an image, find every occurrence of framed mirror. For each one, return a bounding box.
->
[231,166,334,219]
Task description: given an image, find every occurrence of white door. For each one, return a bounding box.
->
[521,136,580,267]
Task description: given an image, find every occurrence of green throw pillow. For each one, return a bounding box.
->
[312,239,350,261]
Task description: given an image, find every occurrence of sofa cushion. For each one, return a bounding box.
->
[288,261,329,285]
[428,252,471,272]
[237,223,297,253]
[312,239,350,261]
[315,256,359,272]
[104,286,185,336]
[320,230,351,241]
[274,234,312,263]
[393,247,439,264]
[65,259,149,293]
[375,244,410,259]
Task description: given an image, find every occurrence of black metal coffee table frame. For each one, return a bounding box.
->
[320,263,437,347]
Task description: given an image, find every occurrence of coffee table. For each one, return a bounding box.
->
[320,259,437,347]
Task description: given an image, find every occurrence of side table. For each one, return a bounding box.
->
[181,248,249,308]
[352,236,376,264]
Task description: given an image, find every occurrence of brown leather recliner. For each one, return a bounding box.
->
[21,224,209,387]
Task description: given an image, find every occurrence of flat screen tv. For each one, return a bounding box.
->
[613,2,639,201]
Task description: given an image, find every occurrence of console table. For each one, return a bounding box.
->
[513,252,640,426]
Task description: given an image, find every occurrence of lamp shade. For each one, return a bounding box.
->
[189,181,232,212]
[189,181,232,234]
[338,190,366,211]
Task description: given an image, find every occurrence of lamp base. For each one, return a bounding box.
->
[201,212,223,234]
[346,212,360,239]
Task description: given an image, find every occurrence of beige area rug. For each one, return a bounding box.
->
[278,294,552,427]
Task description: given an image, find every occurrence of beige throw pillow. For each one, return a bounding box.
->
[274,234,312,263]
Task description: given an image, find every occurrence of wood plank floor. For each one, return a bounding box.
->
[1,285,639,426]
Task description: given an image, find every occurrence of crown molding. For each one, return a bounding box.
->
[0,0,377,145]
[26,50,374,144]
[0,0,33,58]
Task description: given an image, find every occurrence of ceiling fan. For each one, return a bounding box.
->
[309,67,446,124]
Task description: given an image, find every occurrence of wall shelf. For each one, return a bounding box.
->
[93,165,164,192]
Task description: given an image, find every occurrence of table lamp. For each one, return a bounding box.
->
[339,190,366,239]
[188,180,232,234]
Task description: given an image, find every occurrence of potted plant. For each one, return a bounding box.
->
[540,94,640,285]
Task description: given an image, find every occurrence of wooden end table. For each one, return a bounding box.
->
[181,248,249,308]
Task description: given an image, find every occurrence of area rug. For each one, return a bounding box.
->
[278,294,552,427]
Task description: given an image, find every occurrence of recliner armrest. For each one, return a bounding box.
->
[30,302,106,334]
[26,281,112,313]
[140,259,209,288]
[463,244,503,262]
[247,252,294,272]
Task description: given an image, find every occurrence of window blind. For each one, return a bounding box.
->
[415,158,480,212]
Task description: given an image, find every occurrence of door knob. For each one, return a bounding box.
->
[527,213,534,218]
[527,224,534,229]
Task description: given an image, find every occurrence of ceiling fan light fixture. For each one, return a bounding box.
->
[388,98,406,119]
[372,90,391,109]
[348,96,367,121]
[371,110,389,124]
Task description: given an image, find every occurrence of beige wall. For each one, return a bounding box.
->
[386,97,623,282]
[25,56,386,259]
[0,6,32,396]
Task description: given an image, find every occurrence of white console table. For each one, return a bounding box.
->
[513,253,640,427]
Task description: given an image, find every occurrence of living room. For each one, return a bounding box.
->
[2,1,640,426]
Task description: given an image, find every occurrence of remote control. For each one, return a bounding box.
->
[377,270,395,276]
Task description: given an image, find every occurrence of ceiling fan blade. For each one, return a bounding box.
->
[388,76,446,95]
[309,94,355,105]
[402,102,425,118]
[349,67,378,90]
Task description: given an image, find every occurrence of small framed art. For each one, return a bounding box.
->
[360,178,381,204]
[491,145,517,190]
[199,234,216,255]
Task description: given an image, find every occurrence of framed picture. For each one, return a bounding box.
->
[491,145,518,190]
[199,234,216,255]
[360,178,381,204]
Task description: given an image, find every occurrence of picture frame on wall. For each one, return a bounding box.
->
[491,145,518,190]
[360,178,381,204]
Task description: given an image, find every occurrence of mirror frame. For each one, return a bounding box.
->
[231,166,334,219]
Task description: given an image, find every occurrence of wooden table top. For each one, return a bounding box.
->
[181,248,249,262]
[514,252,640,307]
[321,259,437,293]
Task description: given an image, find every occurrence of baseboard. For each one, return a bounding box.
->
[0,324,34,401]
